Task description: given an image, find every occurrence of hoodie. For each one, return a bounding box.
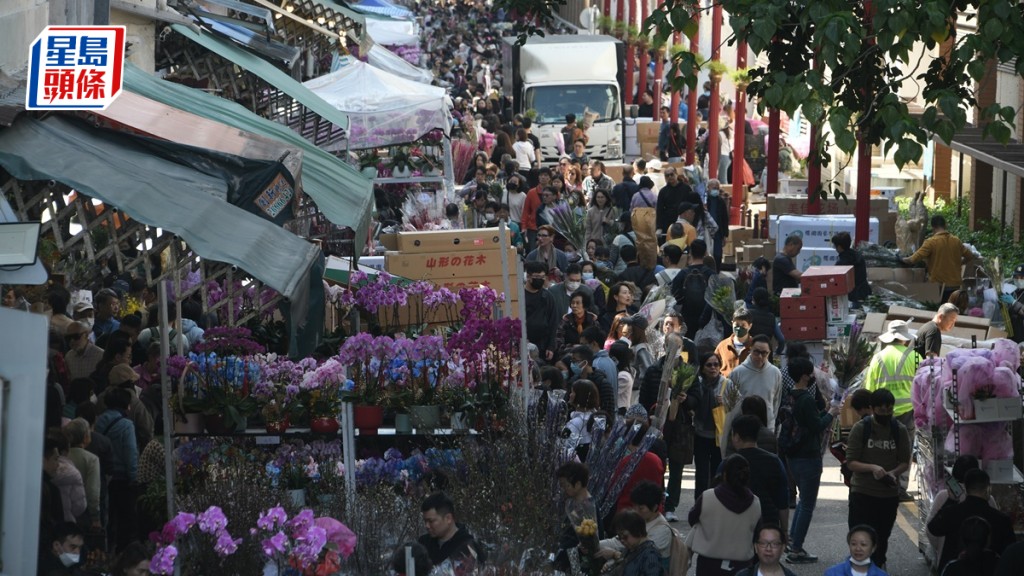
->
[688,484,761,561]
[728,357,783,428]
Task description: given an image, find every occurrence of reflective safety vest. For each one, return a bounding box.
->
[864,344,920,417]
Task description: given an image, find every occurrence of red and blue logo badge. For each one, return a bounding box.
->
[26,26,125,110]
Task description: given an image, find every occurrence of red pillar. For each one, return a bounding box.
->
[685,7,699,164]
[707,2,723,180]
[651,47,664,121]
[730,40,747,225]
[670,31,681,125]
[624,1,635,105]
[855,0,875,243]
[766,108,780,195]
[637,1,650,103]
[807,125,821,214]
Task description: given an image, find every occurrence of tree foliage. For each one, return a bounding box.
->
[499,0,1024,170]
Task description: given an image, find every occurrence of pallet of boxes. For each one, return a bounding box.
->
[779,265,858,344]
[379,228,520,326]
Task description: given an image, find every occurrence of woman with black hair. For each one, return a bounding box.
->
[108,541,151,576]
[688,454,761,575]
[941,517,1000,576]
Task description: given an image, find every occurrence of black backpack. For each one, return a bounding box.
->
[682,267,708,309]
[775,390,805,456]
[639,358,666,410]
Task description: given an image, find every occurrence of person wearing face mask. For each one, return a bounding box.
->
[822,525,888,576]
[714,310,754,377]
[524,261,560,362]
[64,320,105,381]
[557,290,599,355]
[494,203,525,253]
[504,175,527,227]
[549,263,594,316]
[705,179,730,267]
[845,389,912,571]
[40,521,86,575]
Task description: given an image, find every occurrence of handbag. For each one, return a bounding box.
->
[711,378,729,447]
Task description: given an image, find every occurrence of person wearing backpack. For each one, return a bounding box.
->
[845,389,912,570]
[781,357,841,565]
[670,239,715,341]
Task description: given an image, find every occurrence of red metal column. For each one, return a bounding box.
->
[730,41,747,225]
[707,2,722,179]
[855,0,875,243]
[670,31,681,124]
[685,7,699,164]
[766,108,780,195]
[637,0,650,103]
[624,1,635,105]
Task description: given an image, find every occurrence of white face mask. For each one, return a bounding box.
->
[59,552,80,567]
[80,317,94,330]
[582,272,594,281]
[485,212,495,220]
[1015,278,1024,290]
[566,281,581,292]
[709,189,720,197]
[849,557,872,567]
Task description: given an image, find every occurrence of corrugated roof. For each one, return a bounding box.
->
[0,69,27,128]
[123,63,374,255]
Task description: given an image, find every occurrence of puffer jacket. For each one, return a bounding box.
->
[53,456,87,521]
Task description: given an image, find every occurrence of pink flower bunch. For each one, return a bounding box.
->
[458,286,501,321]
[301,358,346,392]
[149,507,241,575]
[350,270,408,314]
[252,507,357,572]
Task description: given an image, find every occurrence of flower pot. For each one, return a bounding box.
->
[450,411,470,432]
[393,165,412,178]
[361,166,379,179]
[174,412,205,435]
[394,412,412,434]
[286,488,306,509]
[409,404,442,431]
[353,405,384,435]
[265,417,290,434]
[205,414,246,435]
[310,416,340,435]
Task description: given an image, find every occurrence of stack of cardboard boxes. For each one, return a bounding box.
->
[779,265,856,342]
[376,228,521,325]
[636,122,660,160]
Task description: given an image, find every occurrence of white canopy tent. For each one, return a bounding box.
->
[366,44,432,85]
[364,16,419,46]
[303,55,454,194]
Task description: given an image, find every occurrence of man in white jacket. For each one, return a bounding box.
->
[727,335,783,429]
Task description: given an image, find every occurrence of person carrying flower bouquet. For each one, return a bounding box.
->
[554,462,604,575]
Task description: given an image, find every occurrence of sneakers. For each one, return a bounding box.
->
[665,511,679,522]
[785,549,818,564]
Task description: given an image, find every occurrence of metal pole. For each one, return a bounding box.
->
[341,401,356,501]
[499,222,512,319]
[517,258,529,390]
[157,282,176,525]
[685,8,699,165]
[405,545,415,576]
[957,150,964,218]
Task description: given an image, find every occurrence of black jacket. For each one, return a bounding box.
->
[418,524,486,568]
[928,495,1016,573]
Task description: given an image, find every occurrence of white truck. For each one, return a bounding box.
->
[501,35,626,164]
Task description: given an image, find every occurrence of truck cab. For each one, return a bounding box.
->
[502,35,626,165]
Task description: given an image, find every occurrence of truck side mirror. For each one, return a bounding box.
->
[627,105,639,119]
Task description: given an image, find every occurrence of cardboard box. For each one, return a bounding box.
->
[795,248,840,272]
[395,228,509,253]
[636,121,660,142]
[766,195,891,218]
[877,281,943,301]
[985,460,1016,484]
[640,141,658,159]
[775,215,880,250]
[779,288,825,319]
[761,240,776,260]
[781,317,826,341]
[827,322,851,339]
[877,211,898,245]
[892,268,928,284]
[378,233,399,251]
[743,243,764,261]
[998,397,1023,419]
[825,295,850,322]
[603,163,626,183]
[801,265,856,297]
[730,225,753,245]
[385,247,518,279]
[973,398,1001,421]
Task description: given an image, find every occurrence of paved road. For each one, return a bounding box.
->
[668,453,933,576]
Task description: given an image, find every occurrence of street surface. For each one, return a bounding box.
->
[669,453,932,575]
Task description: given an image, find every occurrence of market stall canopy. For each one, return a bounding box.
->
[0,115,324,355]
[365,43,433,85]
[96,91,305,187]
[304,55,452,149]
[363,15,419,46]
[351,0,413,20]
[122,64,374,256]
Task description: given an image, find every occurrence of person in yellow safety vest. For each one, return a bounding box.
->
[863,319,922,502]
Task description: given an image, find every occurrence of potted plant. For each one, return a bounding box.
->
[730,67,754,90]
[201,384,257,434]
[167,356,205,434]
[706,60,729,83]
[301,358,346,435]
[388,146,414,178]
[406,335,449,431]
[385,385,415,434]
[358,150,382,178]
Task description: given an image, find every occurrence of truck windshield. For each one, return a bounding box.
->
[524,85,620,125]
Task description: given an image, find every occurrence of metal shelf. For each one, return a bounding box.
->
[944,406,1021,424]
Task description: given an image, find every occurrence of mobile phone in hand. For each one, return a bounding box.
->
[946,476,965,501]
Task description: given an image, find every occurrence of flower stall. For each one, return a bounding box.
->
[303,56,454,195]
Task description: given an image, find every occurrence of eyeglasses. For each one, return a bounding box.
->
[704,362,720,368]
[756,541,784,550]
[751,349,770,357]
